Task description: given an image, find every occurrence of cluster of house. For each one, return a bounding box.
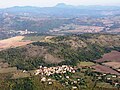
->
[40,77,53,85]
[34,65,120,88]
[93,72,120,87]
[35,65,76,76]
[16,29,37,35]
[104,74,120,87]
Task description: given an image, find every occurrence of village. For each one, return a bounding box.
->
[33,64,120,89]
[35,65,76,76]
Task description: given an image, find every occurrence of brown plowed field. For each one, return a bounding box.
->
[96,51,120,63]
[92,65,120,75]
[103,62,120,69]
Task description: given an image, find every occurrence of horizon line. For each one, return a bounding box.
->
[1,3,120,9]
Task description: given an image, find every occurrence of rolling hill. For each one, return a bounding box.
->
[0,34,119,70]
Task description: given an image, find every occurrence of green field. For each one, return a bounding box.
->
[77,61,95,67]
[23,36,45,41]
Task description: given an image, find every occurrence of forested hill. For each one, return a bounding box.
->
[0,34,120,70]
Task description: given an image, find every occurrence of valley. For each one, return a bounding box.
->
[0,3,120,90]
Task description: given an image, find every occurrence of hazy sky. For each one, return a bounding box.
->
[0,0,120,8]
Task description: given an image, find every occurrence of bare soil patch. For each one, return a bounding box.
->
[92,65,120,75]
[0,36,32,50]
[103,62,120,69]
[96,51,120,63]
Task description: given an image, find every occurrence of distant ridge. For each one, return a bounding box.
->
[0,3,120,10]
[0,3,120,17]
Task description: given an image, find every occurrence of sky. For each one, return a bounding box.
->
[0,0,120,8]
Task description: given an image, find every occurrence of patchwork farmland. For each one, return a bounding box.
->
[93,51,120,75]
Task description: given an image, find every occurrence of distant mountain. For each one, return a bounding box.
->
[0,3,120,34]
[0,3,120,17]
[77,5,120,10]
[55,3,75,8]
